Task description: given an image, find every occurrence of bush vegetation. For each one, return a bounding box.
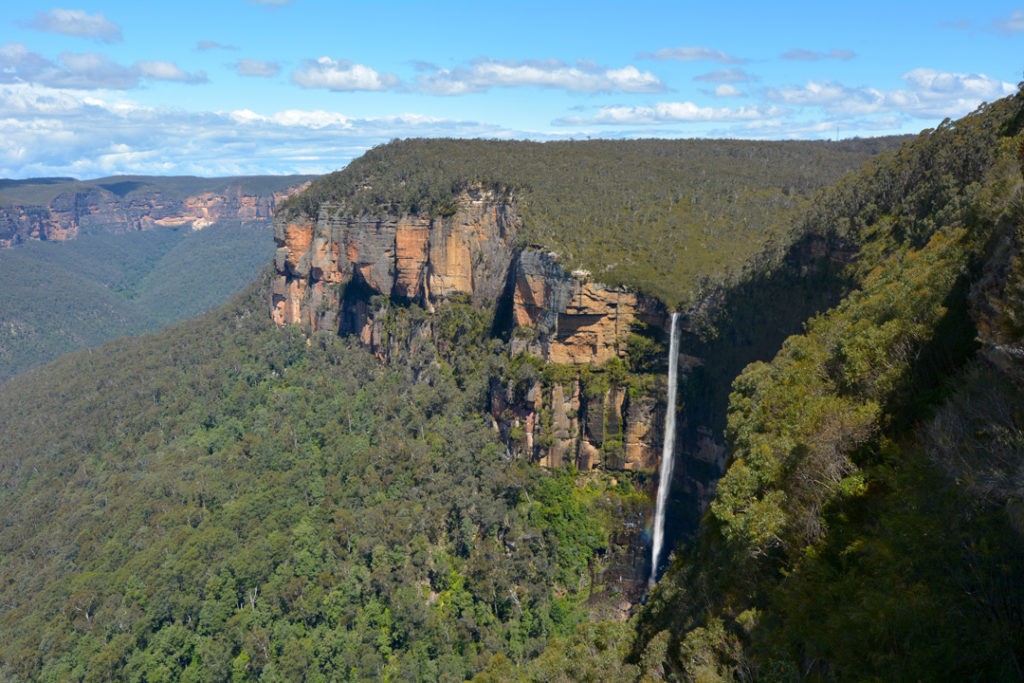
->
[0,276,645,681]
[632,88,1024,681]
[278,137,903,308]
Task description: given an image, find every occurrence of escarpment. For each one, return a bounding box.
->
[271,187,520,333]
[0,176,314,247]
[271,187,676,474]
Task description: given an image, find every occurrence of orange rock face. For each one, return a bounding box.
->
[271,187,520,339]
[270,185,670,474]
[547,283,640,366]
[394,222,430,298]
[283,221,315,269]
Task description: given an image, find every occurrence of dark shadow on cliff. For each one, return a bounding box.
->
[663,233,858,557]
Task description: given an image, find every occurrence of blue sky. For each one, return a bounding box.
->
[1,1,1021,178]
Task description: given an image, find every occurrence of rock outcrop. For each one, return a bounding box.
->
[510,250,661,365]
[271,187,671,473]
[271,187,519,339]
[491,374,663,472]
[0,177,313,247]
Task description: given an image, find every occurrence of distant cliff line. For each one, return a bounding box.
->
[0,174,316,247]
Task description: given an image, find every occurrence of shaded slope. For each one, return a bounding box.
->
[0,278,644,681]
[632,88,1024,682]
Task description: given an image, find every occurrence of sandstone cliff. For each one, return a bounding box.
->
[0,176,314,247]
[271,187,672,473]
[271,187,519,337]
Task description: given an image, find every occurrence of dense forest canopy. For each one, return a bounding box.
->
[278,137,904,307]
[634,89,1024,681]
[0,223,277,380]
[1,85,1023,681]
[0,277,648,681]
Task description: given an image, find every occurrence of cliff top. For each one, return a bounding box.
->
[0,174,319,207]
[278,137,906,307]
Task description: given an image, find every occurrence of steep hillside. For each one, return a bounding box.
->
[632,89,1024,681]
[0,278,647,681]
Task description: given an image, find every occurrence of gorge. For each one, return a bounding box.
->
[1,92,1022,680]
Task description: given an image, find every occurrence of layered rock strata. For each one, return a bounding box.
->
[271,188,670,472]
[272,188,519,337]
[0,180,311,247]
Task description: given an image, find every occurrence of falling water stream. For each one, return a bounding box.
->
[649,311,680,588]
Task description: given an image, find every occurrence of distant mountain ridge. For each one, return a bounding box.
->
[0,174,316,247]
[0,174,318,380]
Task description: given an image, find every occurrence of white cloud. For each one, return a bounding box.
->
[27,9,122,43]
[0,82,508,177]
[781,48,856,61]
[291,57,398,91]
[644,46,745,64]
[0,43,53,81]
[236,60,281,78]
[714,84,744,97]
[46,51,138,89]
[561,101,781,125]
[229,108,351,128]
[135,61,207,84]
[765,69,1016,118]
[1,44,207,89]
[417,58,664,95]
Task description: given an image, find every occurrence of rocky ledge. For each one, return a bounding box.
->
[271,187,671,472]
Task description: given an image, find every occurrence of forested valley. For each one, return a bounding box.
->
[1,85,1023,682]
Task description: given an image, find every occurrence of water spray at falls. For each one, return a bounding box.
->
[650,311,680,588]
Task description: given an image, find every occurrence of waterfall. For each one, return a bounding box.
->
[650,311,680,588]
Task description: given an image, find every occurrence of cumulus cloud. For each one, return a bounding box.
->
[0,43,53,81]
[197,40,237,51]
[0,44,206,89]
[0,82,510,177]
[27,9,122,43]
[765,68,1016,118]
[0,47,139,89]
[235,60,281,78]
[291,57,399,91]
[782,48,856,61]
[135,61,208,84]
[56,52,139,89]
[229,108,351,128]
[559,101,781,125]
[694,68,754,84]
[643,46,745,64]
[417,58,664,95]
